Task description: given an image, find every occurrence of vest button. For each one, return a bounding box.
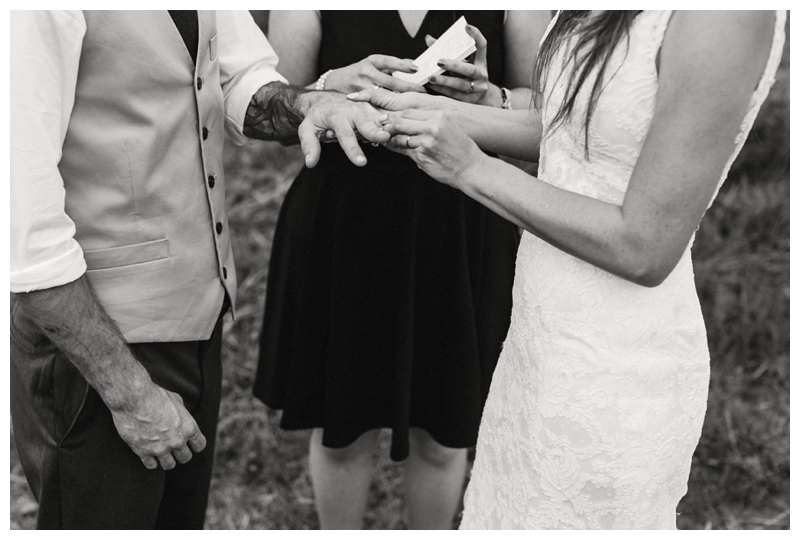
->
[208,175,216,188]
[197,77,203,90]
[202,127,209,140]
[216,222,223,234]
[223,267,228,279]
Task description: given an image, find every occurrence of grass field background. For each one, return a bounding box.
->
[10,12,790,530]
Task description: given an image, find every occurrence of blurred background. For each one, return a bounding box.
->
[10,11,790,529]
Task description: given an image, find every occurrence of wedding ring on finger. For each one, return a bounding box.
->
[467,80,475,94]
[405,135,412,148]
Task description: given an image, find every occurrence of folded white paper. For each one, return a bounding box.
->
[392,16,476,86]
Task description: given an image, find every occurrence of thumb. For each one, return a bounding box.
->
[425,34,437,47]
[346,89,370,103]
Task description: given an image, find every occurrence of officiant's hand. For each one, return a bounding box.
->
[324,55,428,94]
[424,25,501,107]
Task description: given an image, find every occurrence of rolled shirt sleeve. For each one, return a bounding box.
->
[217,10,287,146]
[10,11,88,293]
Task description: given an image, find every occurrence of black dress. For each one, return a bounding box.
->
[254,10,520,461]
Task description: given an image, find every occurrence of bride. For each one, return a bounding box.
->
[345,10,786,529]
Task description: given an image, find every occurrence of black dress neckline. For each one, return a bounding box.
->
[395,10,430,40]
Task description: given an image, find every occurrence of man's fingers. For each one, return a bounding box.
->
[298,119,323,168]
[172,444,193,465]
[354,117,390,146]
[330,119,367,167]
[187,430,207,453]
[140,455,159,470]
[156,452,177,470]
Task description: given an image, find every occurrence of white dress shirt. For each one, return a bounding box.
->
[10,10,285,293]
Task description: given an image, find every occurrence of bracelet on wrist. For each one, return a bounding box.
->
[315,69,334,91]
[500,87,513,110]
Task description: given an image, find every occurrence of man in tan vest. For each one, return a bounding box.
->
[10,10,390,529]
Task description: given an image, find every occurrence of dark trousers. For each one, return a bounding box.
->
[10,297,224,529]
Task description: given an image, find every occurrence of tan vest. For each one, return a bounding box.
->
[59,11,235,343]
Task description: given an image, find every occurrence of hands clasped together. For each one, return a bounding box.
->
[351,88,485,191]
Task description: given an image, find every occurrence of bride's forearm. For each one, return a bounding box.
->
[441,98,542,161]
[462,156,665,287]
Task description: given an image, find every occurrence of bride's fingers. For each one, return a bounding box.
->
[381,115,432,138]
[424,34,437,47]
[385,133,420,151]
[388,108,439,122]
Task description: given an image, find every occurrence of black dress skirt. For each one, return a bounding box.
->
[254,10,520,461]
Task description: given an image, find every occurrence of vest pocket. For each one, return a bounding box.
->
[209,32,217,61]
[84,239,170,271]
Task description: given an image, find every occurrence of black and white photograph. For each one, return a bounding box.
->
[8,9,790,530]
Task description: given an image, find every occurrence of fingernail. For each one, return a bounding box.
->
[346,92,359,99]
[429,76,437,83]
[378,114,388,122]
[411,65,419,73]
[436,61,444,67]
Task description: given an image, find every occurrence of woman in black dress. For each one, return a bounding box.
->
[255,10,551,529]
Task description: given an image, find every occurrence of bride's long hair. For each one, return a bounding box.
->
[532,10,642,154]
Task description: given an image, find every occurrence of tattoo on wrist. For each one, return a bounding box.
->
[243,81,309,140]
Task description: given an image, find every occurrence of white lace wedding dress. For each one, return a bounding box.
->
[460,10,785,530]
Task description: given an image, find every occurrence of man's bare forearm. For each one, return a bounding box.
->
[243,81,318,141]
[15,274,153,411]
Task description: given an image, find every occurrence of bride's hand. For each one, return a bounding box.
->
[324,55,427,94]
[424,25,500,107]
[347,86,446,113]
[381,109,486,190]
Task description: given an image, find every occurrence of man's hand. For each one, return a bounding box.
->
[297,92,391,168]
[110,382,206,470]
[14,275,206,471]
[243,82,390,168]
